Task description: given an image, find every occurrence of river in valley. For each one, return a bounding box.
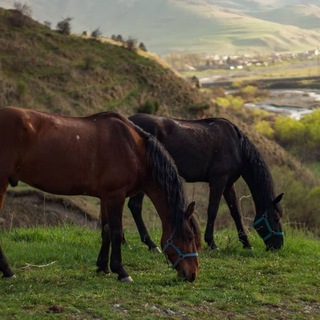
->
[243,89,320,120]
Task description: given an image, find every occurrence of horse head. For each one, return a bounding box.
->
[161,201,200,282]
[253,193,284,250]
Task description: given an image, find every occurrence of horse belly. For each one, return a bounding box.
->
[17,138,99,196]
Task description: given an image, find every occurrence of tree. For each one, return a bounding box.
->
[139,42,147,52]
[126,37,137,52]
[14,1,32,17]
[56,17,72,35]
[9,2,33,27]
[91,27,102,38]
[115,34,124,43]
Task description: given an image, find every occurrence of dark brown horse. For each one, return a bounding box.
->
[0,107,200,282]
[128,113,284,251]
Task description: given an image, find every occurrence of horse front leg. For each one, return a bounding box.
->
[128,193,160,252]
[223,183,252,249]
[0,183,14,278]
[0,247,10,278]
[205,180,226,249]
[0,245,14,278]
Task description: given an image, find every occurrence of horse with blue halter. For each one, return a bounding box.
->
[0,107,200,282]
[128,113,284,251]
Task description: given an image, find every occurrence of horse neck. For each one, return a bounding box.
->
[242,171,275,214]
[241,137,275,213]
[145,137,187,238]
[145,186,172,230]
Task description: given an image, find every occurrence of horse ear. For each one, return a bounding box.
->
[186,201,195,219]
[273,193,284,206]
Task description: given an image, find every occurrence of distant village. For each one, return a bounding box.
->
[180,49,320,72]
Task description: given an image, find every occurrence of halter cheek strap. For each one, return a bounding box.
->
[162,238,198,269]
[253,211,284,241]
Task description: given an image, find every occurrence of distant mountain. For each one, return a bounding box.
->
[1,0,320,55]
[253,4,320,29]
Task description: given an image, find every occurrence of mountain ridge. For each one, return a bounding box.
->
[1,0,320,55]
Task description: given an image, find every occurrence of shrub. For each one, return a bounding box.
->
[231,81,244,89]
[274,117,305,145]
[229,96,244,110]
[254,120,274,139]
[16,80,27,101]
[273,111,320,161]
[137,100,159,114]
[239,85,258,99]
[83,56,95,71]
[215,97,230,108]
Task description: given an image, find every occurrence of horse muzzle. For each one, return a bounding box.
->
[265,235,284,250]
[162,238,199,282]
[179,269,197,282]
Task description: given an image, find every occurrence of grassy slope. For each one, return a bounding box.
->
[0,226,319,319]
[0,8,204,117]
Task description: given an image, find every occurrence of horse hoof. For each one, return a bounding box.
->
[96,268,110,275]
[3,274,16,279]
[120,276,133,283]
[151,247,162,254]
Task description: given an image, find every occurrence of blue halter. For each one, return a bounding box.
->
[253,210,284,241]
[162,236,198,269]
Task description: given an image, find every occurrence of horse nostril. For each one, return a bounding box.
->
[181,270,196,282]
[182,270,187,279]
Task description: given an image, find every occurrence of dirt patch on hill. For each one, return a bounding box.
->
[0,189,99,230]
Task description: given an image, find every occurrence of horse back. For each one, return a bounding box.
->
[129,114,243,182]
[0,107,148,197]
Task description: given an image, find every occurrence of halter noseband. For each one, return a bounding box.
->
[162,235,198,269]
[253,210,284,241]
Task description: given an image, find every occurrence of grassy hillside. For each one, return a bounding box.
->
[0,8,204,117]
[0,226,319,319]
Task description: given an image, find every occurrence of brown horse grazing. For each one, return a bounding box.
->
[0,107,201,282]
[128,113,284,251]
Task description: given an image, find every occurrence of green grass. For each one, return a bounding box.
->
[0,226,319,319]
[308,162,320,179]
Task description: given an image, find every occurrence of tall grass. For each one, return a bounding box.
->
[0,226,319,319]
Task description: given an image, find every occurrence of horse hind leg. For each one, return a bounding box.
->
[128,193,160,253]
[223,184,252,249]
